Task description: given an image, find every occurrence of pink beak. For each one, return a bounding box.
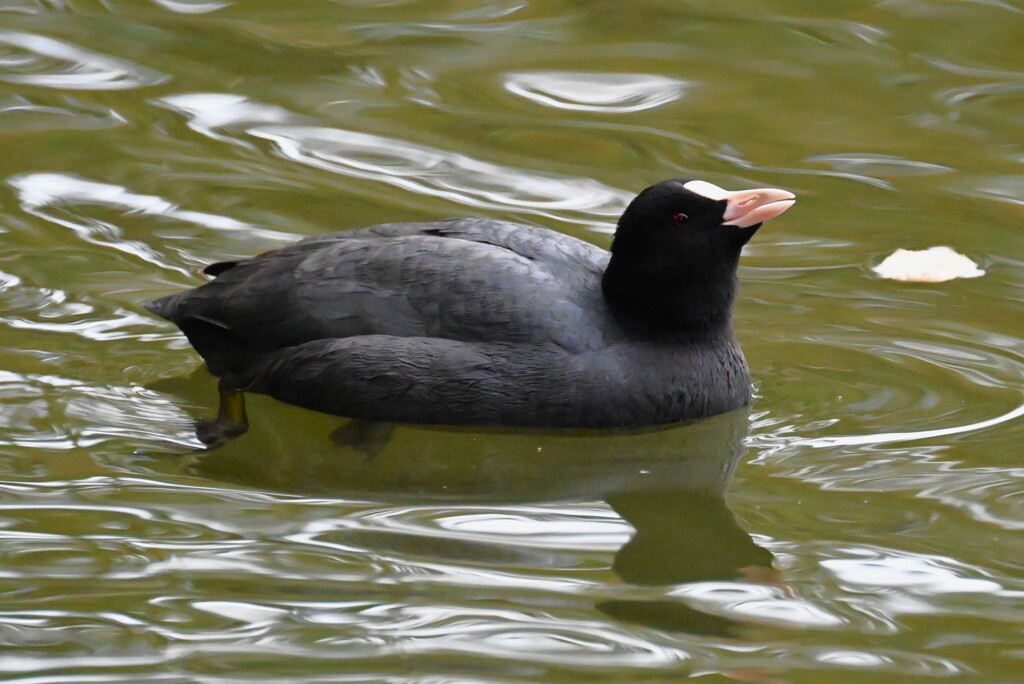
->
[721,188,796,228]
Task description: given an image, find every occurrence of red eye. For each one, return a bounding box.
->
[673,212,688,226]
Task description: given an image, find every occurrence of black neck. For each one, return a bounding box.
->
[601,248,739,340]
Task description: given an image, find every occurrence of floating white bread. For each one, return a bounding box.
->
[872,246,985,283]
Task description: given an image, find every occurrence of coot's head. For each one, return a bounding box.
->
[612,178,795,251]
[603,178,795,334]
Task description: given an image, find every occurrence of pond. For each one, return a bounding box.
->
[1,1,1022,682]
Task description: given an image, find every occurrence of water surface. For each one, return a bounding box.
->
[1,1,1023,682]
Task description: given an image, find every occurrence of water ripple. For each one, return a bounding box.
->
[1,2,1023,681]
[823,553,1010,596]
[0,94,126,133]
[151,0,232,14]
[351,603,686,667]
[13,173,256,234]
[939,80,1024,107]
[0,31,166,90]
[749,314,1024,453]
[358,505,631,550]
[805,153,953,177]
[160,92,630,228]
[671,582,845,629]
[251,124,627,226]
[951,175,1024,207]
[159,92,295,147]
[0,370,199,452]
[8,172,295,276]
[503,71,690,113]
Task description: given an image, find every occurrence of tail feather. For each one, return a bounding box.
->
[146,294,262,386]
[144,293,184,322]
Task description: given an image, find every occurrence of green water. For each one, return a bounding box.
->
[1,1,1023,682]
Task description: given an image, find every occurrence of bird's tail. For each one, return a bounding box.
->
[146,296,262,387]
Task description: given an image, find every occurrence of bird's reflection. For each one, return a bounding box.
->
[157,370,774,637]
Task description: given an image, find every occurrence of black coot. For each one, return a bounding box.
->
[147,179,795,428]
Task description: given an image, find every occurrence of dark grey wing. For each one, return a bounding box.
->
[284,218,610,280]
[245,336,582,426]
[242,335,642,428]
[148,220,611,358]
[353,219,608,275]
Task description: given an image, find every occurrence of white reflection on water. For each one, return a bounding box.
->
[940,80,1024,107]
[0,31,166,90]
[252,125,628,226]
[816,650,887,666]
[504,71,690,113]
[152,0,232,14]
[749,320,1024,454]
[672,582,845,629]
[805,153,952,177]
[785,398,1024,450]
[2,303,158,341]
[191,601,289,625]
[160,92,295,147]
[823,554,1010,596]
[0,654,169,676]
[952,175,1024,207]
[0,94,126,132]
[361,506,630,550]
[13,173,254,232]
[0,370,199,451]
[711,144,898,190]
[7,172,294,275]
[158,92,631,228]
[352,603,684,668]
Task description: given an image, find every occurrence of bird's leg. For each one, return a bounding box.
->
[195,378,249,448]
[330,419,395,459]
